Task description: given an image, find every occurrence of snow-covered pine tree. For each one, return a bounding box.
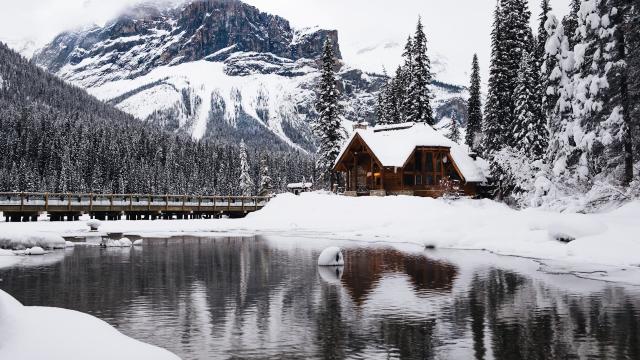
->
[258,154,273,196]
[545,12,579,188]
[376,68,392,125]
[562,0,582,48]
[484,0,532,152]
[602,0,634,185]
[448,111,461,143]
[466,54,483,152]
[239,139,254,196]
[569,0,611,182]
[542,15,562,118]
[390,66,405,123]
[313,39,344,189]
[629,1,640,174]
[407,19,434,125]
[400,36,414,122]
[375,87,386,125]
[534,0,552,148]
[484,1,508,154]
[513,51,548,159]
[536,0,552,65]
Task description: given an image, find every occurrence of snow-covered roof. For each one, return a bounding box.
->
[335,122,487,183]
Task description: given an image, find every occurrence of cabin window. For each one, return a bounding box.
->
[415,151,422,171]
[435,153,442,172]
[415,175,423,185]
[404,175,415,186]
[426,175,434,185]
[446,159,461,181]
[426,153,434,171]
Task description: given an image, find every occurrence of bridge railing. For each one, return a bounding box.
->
[0,192,272,212]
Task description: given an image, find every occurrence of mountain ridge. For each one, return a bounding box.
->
[32,0,468,152]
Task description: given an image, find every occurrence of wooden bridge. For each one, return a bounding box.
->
[0,192,272,222]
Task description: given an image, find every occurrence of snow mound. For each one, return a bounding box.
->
[65,241,76,248]
[0,290,180,360]
[87,219,102,231]
[133,239,144,246]
[248,193,640,268]
[317,247,345,266]
[105,239,133,248]
[24,247,45,256]
[0,233,65,250]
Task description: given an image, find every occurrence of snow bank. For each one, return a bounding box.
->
[0,249,20,269]
[0,232,66,250]
[0,290,180,360]
[1,193,638,271]
[24,247,45,256]
[105,238,133,247]
[247,193,640,268]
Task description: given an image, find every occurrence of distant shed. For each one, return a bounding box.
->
[287,182,313,195]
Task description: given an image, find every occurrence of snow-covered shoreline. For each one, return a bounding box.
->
[0,290,180,360]
[1,193,639,273]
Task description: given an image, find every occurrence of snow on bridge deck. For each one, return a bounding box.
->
[0,192,271,221]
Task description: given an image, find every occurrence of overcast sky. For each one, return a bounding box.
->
[0,0,571,86]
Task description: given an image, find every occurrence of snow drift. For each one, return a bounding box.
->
[0,289,180,360]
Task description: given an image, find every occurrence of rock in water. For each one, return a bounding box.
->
[24,247,45,255]
[318,247,345,266]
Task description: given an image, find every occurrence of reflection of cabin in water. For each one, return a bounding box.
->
[340,248,458,305]
[333,122,487,197]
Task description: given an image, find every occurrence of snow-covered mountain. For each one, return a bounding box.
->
[33,0,467,152]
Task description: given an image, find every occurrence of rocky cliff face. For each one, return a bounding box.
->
[34,0,340,87]
[34,0,466,152]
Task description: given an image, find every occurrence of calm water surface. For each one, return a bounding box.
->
[1,236,639,360]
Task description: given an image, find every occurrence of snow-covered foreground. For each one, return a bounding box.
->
[1,193,639,277]
[0,290,180,360]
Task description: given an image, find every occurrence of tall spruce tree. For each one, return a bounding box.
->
[603,0,634,185]
[258,154,273,196]
[238,140,254,196]
[466,54,483,152]
[484,1,507,154]
[400,36,414,122]
[407,18,435,125]
[314,39,344,188]
[484,0,533,153]
[513,51,547,159]
[536,0,552,65]
[448,111,461,143]
[562,0,582,48]
[629,0,640,175]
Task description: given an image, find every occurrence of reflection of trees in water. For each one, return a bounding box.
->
[458,269,640,360]
[2,240,639,359]
[379,318,437,359]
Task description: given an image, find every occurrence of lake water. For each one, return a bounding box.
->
[1,235,639,359]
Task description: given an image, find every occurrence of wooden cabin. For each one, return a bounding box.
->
[333,122,487,198]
